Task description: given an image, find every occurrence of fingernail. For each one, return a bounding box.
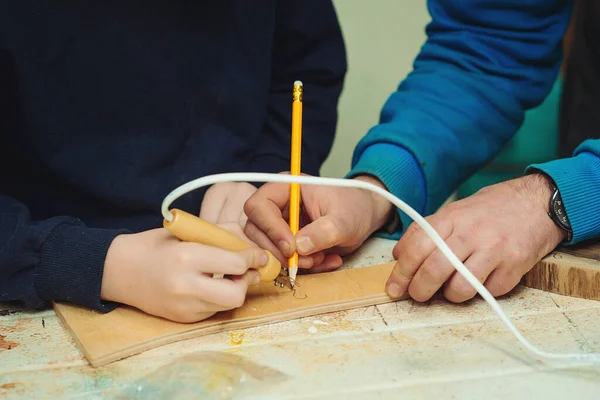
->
[251,273,260,285]
[258,252,269,265]
[296,236,314,253]
[277,240,290,255]
[328,255,343,269]
[298,256,313,269]
[386,282,402,298]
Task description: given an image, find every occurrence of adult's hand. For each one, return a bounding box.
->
[385,173,566,303]
[244,173,395,272]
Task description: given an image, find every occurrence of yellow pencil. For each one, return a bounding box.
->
[289,80,303,288]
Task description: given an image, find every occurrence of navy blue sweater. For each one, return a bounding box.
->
[0,1,346,311]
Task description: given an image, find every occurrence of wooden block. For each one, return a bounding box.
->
[523,240,600,300]
[53,262,405,368]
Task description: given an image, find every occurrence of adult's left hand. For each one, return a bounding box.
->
[385,173,566,303]
[200,182,257,227]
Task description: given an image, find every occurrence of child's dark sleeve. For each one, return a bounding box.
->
[249,0,347,177]
[0,194,130,311]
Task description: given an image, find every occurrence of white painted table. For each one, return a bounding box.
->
[2,238,600,399]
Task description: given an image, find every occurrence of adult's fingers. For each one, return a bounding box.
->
[308,254,343,273]
[386,216,453,299]
[306,252,327,269]
[481,264,523,299]
[243,223,318,270]
[297,254,314,269]
[244,182,295,257]
[443,250,499,303]
[407,235,473,302]
[244,220,286,264]
[294,214,353,256]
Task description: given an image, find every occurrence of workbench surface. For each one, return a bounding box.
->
[2,238,600,399]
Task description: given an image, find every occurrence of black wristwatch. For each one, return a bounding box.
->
[547,180,573,242]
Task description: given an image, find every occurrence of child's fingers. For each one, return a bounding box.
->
[218,221,255,246]
[196,271,256,309]
[199,184,229,224]
[177,243,267,276]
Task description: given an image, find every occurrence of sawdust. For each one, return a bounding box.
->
[312,310,360,333]
[0,319,26,334]
[0,383,20,390]
[385,332,419,345]
[0,334,19,350]
[0,382,25,395]
[304,352,348,368]
[229,331,245,346]
[45,356,84,366]
[438,322,509,342]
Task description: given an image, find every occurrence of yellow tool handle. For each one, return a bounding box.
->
[163,208,281,282]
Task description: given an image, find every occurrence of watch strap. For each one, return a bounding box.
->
[546,178,573,242]
[382,209,401,234]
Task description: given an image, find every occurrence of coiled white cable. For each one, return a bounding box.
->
[162,172,600,362]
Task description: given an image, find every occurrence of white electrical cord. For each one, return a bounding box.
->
[162,172,600,362]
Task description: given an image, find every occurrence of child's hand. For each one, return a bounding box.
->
[100,225,267,323]
[200,182,257,227]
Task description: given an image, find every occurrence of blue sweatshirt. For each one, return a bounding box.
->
[348,0,600,244]
[0,1,346,311]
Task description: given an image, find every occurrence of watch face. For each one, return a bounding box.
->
[551,191,571,231]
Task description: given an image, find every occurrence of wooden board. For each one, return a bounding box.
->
[54,262,406,368]
[54,240,600,369]
[523,240,600,300]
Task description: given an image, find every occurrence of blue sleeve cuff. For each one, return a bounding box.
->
[346,143,427,239]
[526,151,600,244]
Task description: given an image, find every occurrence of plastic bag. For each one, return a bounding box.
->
[115,351,289,400]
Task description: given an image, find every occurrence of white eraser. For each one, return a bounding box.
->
[294,80,303,86]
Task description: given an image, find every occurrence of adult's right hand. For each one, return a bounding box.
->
[243,174,395,272]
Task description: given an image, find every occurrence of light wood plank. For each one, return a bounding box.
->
[54,262,407,368]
